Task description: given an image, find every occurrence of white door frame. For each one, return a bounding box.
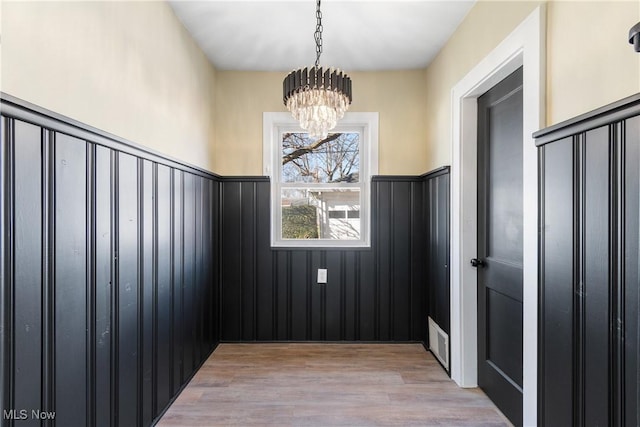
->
[449,6,546,426]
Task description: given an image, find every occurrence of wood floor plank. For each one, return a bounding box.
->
[157,343,512,426]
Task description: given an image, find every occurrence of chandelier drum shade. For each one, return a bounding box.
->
[283,0,352,139]
[283,67,352,139]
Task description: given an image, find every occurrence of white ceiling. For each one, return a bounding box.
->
[168,0,475,72]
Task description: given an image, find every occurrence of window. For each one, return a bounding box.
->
[263,112,378,247]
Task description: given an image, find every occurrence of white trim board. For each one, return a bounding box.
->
[449,6,545,427]
[262,112,379,248]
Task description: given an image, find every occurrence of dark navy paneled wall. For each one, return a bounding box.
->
[1,95,453,426]
[219,170,450,343]
[0,98,220,427]
[424,168,450,335]
[536,94,640,426]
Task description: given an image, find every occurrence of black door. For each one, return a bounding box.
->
[476,67,523,426]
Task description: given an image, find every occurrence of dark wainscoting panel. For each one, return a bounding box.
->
[1,94,455,425]
[219,176,429,342]
[623,114,640,427]
[424,167,450,336]
[0,96,220,427]
[535,93,640,427]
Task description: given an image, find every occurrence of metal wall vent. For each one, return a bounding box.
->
[428,316,449,371]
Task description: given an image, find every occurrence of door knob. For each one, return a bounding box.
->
[470,258,486,268]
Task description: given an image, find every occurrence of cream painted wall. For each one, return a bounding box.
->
[424,0,543,171]
[2,1,637,175]
[213,70,428,176]
[1,1,217,172]
[424,0,640,172]
[547,0,640,124]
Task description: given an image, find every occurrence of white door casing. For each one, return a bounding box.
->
[449,6,545,426]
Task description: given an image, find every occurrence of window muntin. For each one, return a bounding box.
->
[264,112,378,248]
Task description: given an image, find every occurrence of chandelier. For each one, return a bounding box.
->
[283,0,352,139]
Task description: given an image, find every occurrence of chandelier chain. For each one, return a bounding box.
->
[314,0,323,68]
[283,0,351,139]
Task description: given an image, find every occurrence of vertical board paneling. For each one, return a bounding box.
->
[308,251,321,341]
[255,180,273,341]
[291,250,310,340]
[436,175,450,333]
[425,180,434,329]
[200,179,209,356]
[424,169,450,347]
[221,182,241,341]
[95,146,112,427]
[392,181,411,341]
[172,170,183,392]
[54,133,88,427]
[376,181,391,340]
[275,251,289,340]
[240,182,256,340]
[536,96,640,426]
[194,178,203,363]
[211,181,221,350]
[358,248,376,341]
[87,140,96,427]
[12,120,43,427]
[191,175,200,373]
[623,115,640,427]
[142,160,154,426]
[219,176,435,343]
[117,152,139,427]
[583,126,610,425]
[155,165,172,412]
[325,251,342,341]
[1,98,220,427]
[182,173,195,377]
[0,116,9,424]
[343,251,357,341]
[541,139,574,426]
[425,180,434,332]
[410,181,426,342]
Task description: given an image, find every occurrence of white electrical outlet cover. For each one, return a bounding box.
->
[317,268,327,283]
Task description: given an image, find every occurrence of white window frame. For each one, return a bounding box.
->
[263,112,379,248]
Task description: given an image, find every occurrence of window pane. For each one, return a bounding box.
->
[281,189,319,239]
[281,189,361,240]
[282,132,360,184]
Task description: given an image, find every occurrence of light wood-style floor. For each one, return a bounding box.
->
[157,343,511,426]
